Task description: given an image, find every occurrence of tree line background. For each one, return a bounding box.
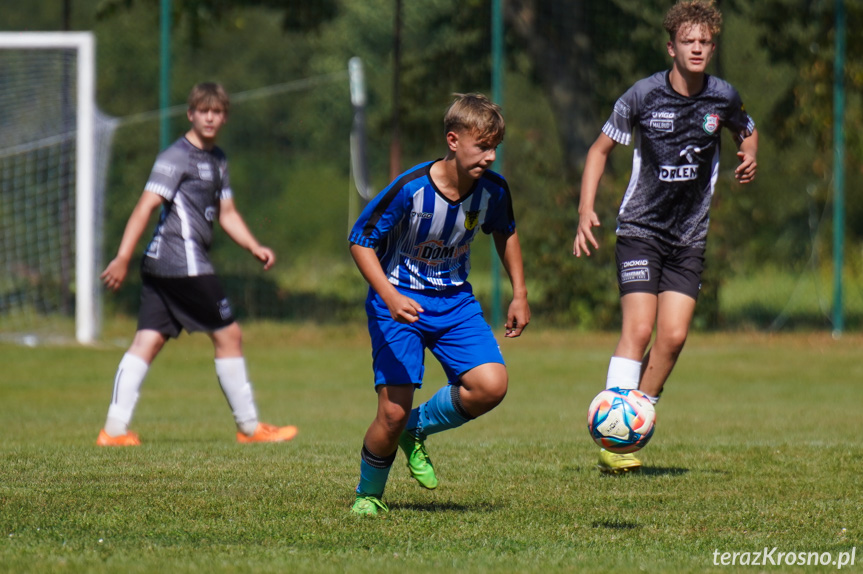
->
[2,0,861,331]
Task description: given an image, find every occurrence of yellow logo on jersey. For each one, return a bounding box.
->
[465,210,480,230]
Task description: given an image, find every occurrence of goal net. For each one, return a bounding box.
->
[0,32,114,345]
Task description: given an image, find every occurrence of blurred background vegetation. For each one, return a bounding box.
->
[2,0,861,332]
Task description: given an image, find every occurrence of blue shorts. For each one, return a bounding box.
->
[366,284,505,388]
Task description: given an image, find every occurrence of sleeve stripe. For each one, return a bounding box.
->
[348,232,374,247]
[602,122,631,146]
[735,115,756,144]
[145,182,174,199]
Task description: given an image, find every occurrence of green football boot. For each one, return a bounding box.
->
[351,494,388,516]
[398,430,439,490]
[597,448,642,474]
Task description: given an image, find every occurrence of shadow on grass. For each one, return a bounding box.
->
[591,519,640,530]
[639,466,689,477]
[694,468,731,475]
[392,501,497,513]
[597,466,689,478]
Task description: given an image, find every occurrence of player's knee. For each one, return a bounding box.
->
[211,322,243,354]
[486,377,508,406]
[658,327,688,353]
[629,321,655,347]
[129,330,167,362]
[224,322,243,343]
[377,402,410,435]
[472,371,508,408]
[459,363,508,415]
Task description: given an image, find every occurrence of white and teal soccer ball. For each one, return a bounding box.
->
[587,387,656,454]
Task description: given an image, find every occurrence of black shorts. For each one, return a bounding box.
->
[615,235,704,300]
[137,274,235,338]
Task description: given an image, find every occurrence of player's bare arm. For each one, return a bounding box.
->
[100,190,164,291]
[574,133,617,257]
[219,197,275,270]
[734,128,759,184]
[493,230,530,338]
[349,243,424,323]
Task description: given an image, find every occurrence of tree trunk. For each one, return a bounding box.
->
[506,0,597,179]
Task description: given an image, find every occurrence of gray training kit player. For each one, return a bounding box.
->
[603,71,755,249]
[141,137,232,278]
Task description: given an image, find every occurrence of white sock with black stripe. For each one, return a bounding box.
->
[104,353,149,437]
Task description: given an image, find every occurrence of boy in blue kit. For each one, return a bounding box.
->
[348,93,530,515]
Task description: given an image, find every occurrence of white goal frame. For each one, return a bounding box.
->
[0,32,98,344]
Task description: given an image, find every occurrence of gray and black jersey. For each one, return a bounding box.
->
[140,137,233,277]
[603,71,755,248]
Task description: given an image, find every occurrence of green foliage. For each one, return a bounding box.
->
[747,0,863,151]
[1,325,862,571]
[96,0,338,46]
[745,0,863,241]
[595,0,669,103]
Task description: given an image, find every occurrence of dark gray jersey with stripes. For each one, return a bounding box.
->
[140,137,233,277]
[603,71,755,247]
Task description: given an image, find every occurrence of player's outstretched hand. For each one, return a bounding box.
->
[505,296,530,338]
[252,246,276,270]
[384,292,424,324]
[573,210,600,257]
[100,257,129,291]
[735,151,757,184]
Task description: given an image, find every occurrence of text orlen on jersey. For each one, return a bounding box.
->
[658,164,699,182]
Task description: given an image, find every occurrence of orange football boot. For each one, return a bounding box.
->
[236,422,298,443]
[96,429,141,446]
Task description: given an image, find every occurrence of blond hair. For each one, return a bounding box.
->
[187,82,230,114]
[663,0,722,40]
[444,93,505,145]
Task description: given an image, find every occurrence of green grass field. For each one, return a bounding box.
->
[1,322,861,573]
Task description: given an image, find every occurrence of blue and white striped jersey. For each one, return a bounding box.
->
[349,160,516,291]
[604,71,755,248]
[140,137,232,277]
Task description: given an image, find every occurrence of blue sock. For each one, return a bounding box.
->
[406,384,473,438]
[356,444,396,497]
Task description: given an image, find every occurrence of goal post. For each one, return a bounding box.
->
[0,32,100,344]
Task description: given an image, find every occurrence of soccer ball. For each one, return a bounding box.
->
[587,387,656,453]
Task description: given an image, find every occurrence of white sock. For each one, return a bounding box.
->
[215,357,259,435]
[643,394,660,405]
[605,356,641,390]
[104,353,149,436]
